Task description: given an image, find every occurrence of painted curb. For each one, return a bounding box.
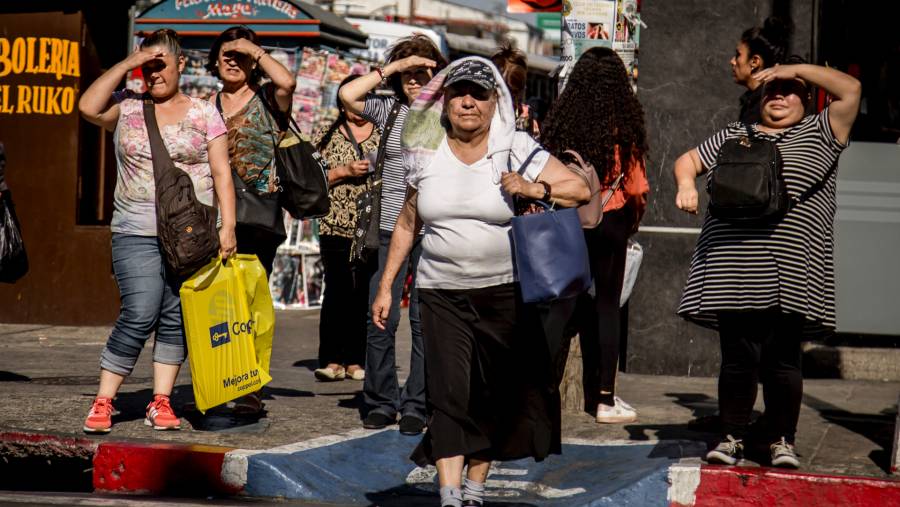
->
[667,463,900,507]
[94,441,240,496]
[891,393,899,474]
[4,429,900,505]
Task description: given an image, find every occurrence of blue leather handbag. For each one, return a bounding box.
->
[510,150,592,304]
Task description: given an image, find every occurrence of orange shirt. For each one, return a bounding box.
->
[602,147,650,213]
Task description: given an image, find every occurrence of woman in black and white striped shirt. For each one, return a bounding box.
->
[673,61,861,468]
[339,35,448,435]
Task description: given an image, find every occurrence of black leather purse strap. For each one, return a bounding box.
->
[513,147,544,176]
[142,95,175,185]
[373,101,403,183]
[342,121,365,160]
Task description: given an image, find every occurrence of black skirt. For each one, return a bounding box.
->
[411,283,562,466]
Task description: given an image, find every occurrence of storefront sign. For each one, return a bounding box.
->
[0,36,80,115]
[174,0,301,20]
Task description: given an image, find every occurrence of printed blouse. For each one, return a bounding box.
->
[219,84,284,193]
[312,123,380,238]
[111,90,227,236]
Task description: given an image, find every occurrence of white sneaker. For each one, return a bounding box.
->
[596,396,637,423]
[770,437,800,468]
[706,435,743,465]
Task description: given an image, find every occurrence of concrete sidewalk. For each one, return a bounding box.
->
[0,313,897,503]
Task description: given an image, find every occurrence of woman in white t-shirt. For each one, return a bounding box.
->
[372,58,589,507]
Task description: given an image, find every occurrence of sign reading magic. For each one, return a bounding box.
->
[137,0,323,38]
[174,0,301,20]
[0,37,80,115]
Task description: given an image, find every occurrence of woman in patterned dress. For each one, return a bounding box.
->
[313,74,381,383]
[207,25,296,275]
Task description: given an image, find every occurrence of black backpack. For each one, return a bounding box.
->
[709,124,790,224]
[143,97,219,276]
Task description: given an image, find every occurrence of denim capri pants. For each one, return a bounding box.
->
[100,233,187,376]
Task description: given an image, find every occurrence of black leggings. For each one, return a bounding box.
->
[717,309,805,444]
[318,235,376,367]
[576,208,630,407]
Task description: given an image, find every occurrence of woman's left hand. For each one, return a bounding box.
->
[501,172,541,199]
[218,226,237,260]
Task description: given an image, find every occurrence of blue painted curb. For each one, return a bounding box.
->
[241,430,703,505]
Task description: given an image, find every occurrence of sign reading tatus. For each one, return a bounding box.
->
[0,36,80,115]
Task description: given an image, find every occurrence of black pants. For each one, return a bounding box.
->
[575,208,630,407]
[717,309,805,444]
[235,223,284,277]
[412,284,560,466]
[318,235,375,367]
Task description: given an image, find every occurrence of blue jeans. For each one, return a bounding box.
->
[100,234,186,376]
[364,230,425,421]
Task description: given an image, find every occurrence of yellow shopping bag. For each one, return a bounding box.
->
[230,255,274,376]
[180,255,272,413]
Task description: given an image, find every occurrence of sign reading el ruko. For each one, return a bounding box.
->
[0,36,80,115]
[508,0,562,14]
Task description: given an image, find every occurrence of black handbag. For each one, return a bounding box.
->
[0,191,28,284]
[709,124,789,223]
[257,92,330,220]
[144,97,219,277]
[215,93,286,238]
[709,124,836,224]
[351,101,403,262]
[350,101,403,261]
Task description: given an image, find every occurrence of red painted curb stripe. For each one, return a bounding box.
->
[687,466,900,507]
[93,442,241,496]
[0,431,97,450]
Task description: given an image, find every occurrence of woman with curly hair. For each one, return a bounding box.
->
[540,47,649,424]
[339,35,448,434]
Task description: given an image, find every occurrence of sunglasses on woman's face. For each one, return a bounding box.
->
[764,79,808,98]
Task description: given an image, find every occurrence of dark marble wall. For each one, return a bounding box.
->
[625,0,815,376]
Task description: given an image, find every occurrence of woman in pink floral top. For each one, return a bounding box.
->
[78,29,236,434]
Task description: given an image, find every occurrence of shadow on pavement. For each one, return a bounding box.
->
[0,371,30,381]
[292,359,318,371]
[802,392,897,473]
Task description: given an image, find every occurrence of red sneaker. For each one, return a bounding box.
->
[84,397,114,433]
[145,394,181,430]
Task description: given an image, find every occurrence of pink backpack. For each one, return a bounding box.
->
[565,150,622,229]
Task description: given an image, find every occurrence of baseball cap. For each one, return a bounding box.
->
[443,60,496,90]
